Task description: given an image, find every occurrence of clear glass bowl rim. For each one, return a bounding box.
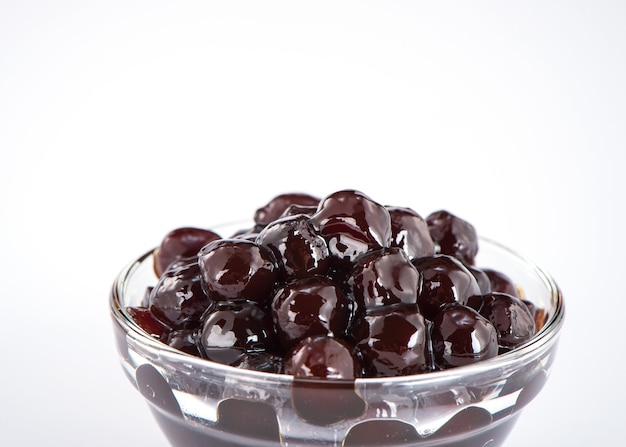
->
[110,236,564,387]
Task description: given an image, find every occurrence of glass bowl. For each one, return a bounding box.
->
[110,232,564,447]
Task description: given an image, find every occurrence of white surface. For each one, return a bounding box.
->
[1,1,624,445]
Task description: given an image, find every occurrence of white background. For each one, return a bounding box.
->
[1,1,624,445]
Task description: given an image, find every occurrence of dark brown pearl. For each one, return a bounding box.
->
[256,214,331,280]
[413,255,482,320]
[483,268,520,297]
[427,210,478,265]
[284,335,360,379]
[352,305,430,377]
[287,336,366,425]
[126,306,169,339]
[254,193,320,226]
[154,227,221,277]
[431,304,498,369]
[162,329,202,357]
[149,259,213,328]
[347,247,421,312]
[310,190,392,269]
[387,206,435,260]
[271,276,352,350]
[198,302,280,366]
[479,292,536,349]
[198,239,278,305]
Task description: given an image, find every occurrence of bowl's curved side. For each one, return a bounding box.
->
[110,238,564,447]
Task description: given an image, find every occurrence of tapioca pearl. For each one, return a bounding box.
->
[479,292,536,349]
[198,302,280,366]
[428,406,493,441]
[311,189,392,268]
[427,210,478,265]
[215,398,281,442]
[256,214,331,280]
[413,254,482,321]
[344,419,421,446]
[149,259,213,329]
[198,238,278,305]
[431,304,499,369]
[135,364,182,416]
[353,305,431,377]
[271,276,353,351]
[290,377,366,426]
[347,247,421,312]
[387,205,435,260]
[154,227,221,277]
[254,192,320,226]
[483,268,521,297]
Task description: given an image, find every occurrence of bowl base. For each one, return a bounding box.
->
[150,404,521,447]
